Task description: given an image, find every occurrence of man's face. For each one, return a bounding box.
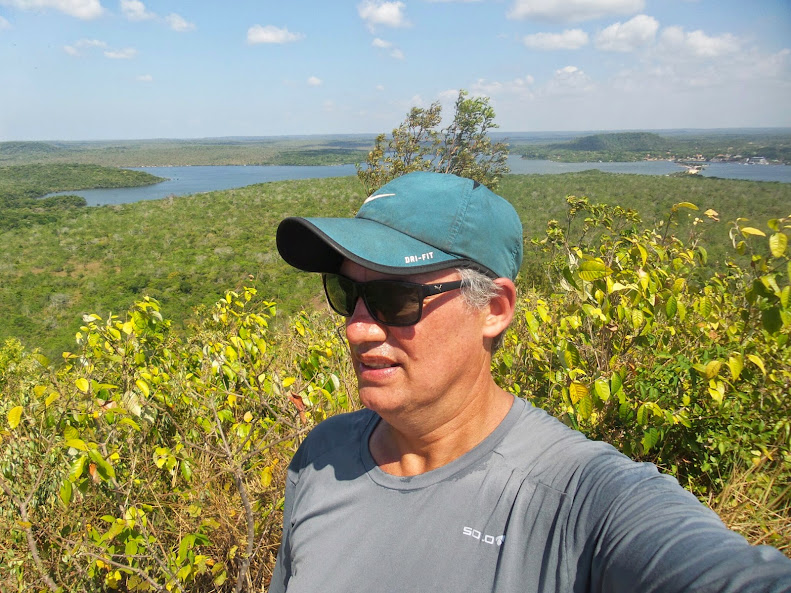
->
[339,260,492,423]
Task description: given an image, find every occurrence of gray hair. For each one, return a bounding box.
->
[457,268,509,351]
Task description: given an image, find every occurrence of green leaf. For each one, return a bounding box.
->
[641,429,660,453]
[563,344,580,368]
[698,296,712,318]
[64,438,88,451]
[781,286,791,310]
[178,534,196,565]
[7,406,23,430]
[578,258,612,281]
[665,295,678,318]
[88,449,115,480]
[101,520,125,543]
[59,479,73,507]
[577,392,593,420]
[69,456,88,480]
[593,378,611,402]
[636,404,649,426]
[769,232,788,258]
[611,372,623,395]
[762,307,782,333]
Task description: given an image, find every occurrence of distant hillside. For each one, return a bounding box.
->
[511,129,791,163]
[549,132,670,152]
[0,141,69,162]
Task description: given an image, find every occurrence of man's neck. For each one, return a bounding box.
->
[369,383,514,477]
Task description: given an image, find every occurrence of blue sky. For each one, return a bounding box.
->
[0,0,789,140]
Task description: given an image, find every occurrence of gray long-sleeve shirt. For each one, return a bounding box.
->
[269,397,791,593]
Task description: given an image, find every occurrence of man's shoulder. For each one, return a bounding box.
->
[290,408,377,472]
[500,399,654,491]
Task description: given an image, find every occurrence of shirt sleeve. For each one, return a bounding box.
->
[576,453,791,593]
[267,456,300,593]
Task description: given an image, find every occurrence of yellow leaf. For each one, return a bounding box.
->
[673,202,698,211]
[261,465,273,488]
[227,393,237,407]
[45,392,59,407]
[75,378,90,393]
[741,227,766,237]
[7,406,23,430]
[704,360,722,380]
[769,232,788,258]
[135,379,150,397]
[747,354,766,375]
[243,411,253,423]
[569,382,588,404]
[282,377,296,388]
[728,355,743,381]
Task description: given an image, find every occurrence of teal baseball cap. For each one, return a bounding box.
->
[276,171,523,280]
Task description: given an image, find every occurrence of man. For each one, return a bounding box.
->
[270,171,791,592]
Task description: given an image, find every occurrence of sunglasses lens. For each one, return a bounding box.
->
[324,274,357,316]
[323,275,423,326]
[366,281,421,326]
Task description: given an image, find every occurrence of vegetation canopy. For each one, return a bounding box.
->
[356,90,509,193]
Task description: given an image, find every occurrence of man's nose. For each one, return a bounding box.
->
[345,298,387,343]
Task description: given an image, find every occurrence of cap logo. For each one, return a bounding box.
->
[404,252,434,264]
[363,192,395,205]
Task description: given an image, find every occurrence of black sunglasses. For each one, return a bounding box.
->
[322,273,463,327]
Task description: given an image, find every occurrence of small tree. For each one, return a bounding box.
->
[356,90,509,194]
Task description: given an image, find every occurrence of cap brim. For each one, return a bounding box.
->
[277,216,468,276]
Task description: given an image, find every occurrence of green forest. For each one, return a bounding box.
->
[1,155,790,590]
[0,137,371,168]
[512,130,791,163]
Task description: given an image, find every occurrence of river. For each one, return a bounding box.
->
[44,157,791,206]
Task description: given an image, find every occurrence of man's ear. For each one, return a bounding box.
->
[482,278,517,339]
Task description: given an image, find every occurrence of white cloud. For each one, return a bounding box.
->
[524,29,588,50]
[658,25,740,59]
[372,37,404,59]
[471,75,535,98]
[136,74,152,82]
[63,37,106,56]
[509,0,644,23]
[375,84,385,91]
[0,0,103,19]
[0,15,10,28]
[307,76,322,86]
[247,24,304,44]
[120,0,153,21]
[358,1,409,31]
[165,13,194,32]
[545,65,593,94]
[425,0,481,2]
[104,47,137,59]
[595,14,657,51]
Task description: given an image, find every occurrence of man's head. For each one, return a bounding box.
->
[276,172,522,417]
